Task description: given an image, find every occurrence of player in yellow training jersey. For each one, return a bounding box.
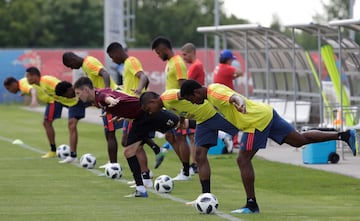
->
[106,42,165,172]
[3,77,38,107]
[25,67,86,161]
[151,36,192,180]
[140,89,239,196]
[180,79,357,214]
[62,52,123,170]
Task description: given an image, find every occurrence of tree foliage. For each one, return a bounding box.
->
[0,0,248,48]
[0,0,354,49]
[133,0,248,47]
[0,0,103,48]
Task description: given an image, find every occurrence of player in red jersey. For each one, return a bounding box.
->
[74,77,189,197]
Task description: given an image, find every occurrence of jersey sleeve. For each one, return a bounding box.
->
[18,78,32,95]
[82,56,104,77]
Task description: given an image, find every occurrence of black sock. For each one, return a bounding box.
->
[151,145,160,155]
[142,171,150,179]
[127,156,143,186]
[50,144,56,152]
[70,152,77,158]
[182,162,190,176]
[338,131,350,141]
[146,139,160,155]
[200,179,210,193]
[246,198,258,210]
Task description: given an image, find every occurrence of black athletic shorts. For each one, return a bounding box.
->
[125,109,179,146]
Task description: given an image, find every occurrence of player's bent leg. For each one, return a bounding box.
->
[105,131,118,163]
[60,118,79,163]
[123,142,148,198]
[196,146,211,193]
[41,120,56,158]
[234,150,260,213]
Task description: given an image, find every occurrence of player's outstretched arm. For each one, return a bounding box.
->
[29,88,39,108]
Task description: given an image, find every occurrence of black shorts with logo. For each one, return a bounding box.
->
[125,109,179,146]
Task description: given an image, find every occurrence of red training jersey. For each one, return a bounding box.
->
[188,59,205,85]
[95,88,141,119]
[212,63,236,89]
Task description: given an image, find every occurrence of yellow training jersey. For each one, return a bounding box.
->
[123,56,145,97]
[161,89,216,124]
[165,55,187,90]
[207,84,273,133]
[31,75,78,106]
[82,56,117,89]
[18,77,32,95]
[30,75,60,103]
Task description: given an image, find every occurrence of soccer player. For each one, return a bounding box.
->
[213,49,243,90]
[3,77,38,107]
[62,52,123,167]
[181,42,205,85]
[106,42,165,169]
[180,79,358,214]
[140,90,239,196]
[25,67,86,162]
[180,42,207,173]
[73,77,187,197]
[151,36,192,180]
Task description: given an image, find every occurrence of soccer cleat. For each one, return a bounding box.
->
[143,179,153,188]
[129,179,153,188]
[189,167,195,176]
[172,171,191,181]
[155,152,165,169]
[59,156,77,164]
[98,162,110,169]
[41,151,56,158]
[346,129,358,156]
[190,163,198,175]
[223,136,234,153]
[124,190,148,198]
[231,207,260,214]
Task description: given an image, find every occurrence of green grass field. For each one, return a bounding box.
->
[0,104,359,221]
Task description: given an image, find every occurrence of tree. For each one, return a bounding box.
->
[0,0,103,48]
[133,0,248,48]
[0,0,247,48]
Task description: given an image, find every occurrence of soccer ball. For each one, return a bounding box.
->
[56,144,70,159]
[195,193,219,214]
[154,175,173,193]
[79,153,96,169]
[105,163,123,179]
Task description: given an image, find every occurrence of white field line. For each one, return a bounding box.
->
[0,135,244,221]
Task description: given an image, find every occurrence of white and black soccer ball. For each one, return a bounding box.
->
[195,193,219,214]
[56,144,70,159]
[79,153,96,169]
[154,175,173,193]
[105,163,123,179]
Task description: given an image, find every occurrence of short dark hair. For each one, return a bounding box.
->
[106,42,124,53]
[55,81,72,96]
[62,51,77,66]
[3,77,17,87]
[26,67,41,77]
[180,80,202,97]
[139,91,160,106]
[74,77,94,89]
[151,36,172,50]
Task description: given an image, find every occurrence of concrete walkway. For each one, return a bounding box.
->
[24,106,360,179]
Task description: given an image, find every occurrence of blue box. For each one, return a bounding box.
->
[302,140,337,164]
[208,138,225,155]
[162,138,225,155]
